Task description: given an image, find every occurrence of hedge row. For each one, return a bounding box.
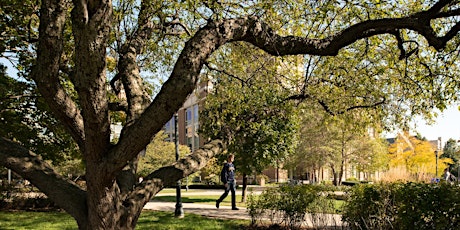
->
[343,182,460,230]
[247,184,339,229]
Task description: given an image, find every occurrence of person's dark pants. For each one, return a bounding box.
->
[217,181,236,208]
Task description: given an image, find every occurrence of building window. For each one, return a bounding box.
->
[193,104,199,123]
[186,108,192,125]
[164,103,201,151]
[164,117,175,142]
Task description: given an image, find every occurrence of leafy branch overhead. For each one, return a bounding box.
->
[2,0,460,229]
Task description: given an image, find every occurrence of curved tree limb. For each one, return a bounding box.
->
[117,139,225,228]
[0,137,87,226]
[32,0,85,149]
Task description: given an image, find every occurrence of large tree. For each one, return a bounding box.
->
[200,43,300,201]
[2,0,460,229]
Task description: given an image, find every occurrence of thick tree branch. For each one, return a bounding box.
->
[71,0,113,163]
[107,17,228,174]
[112,0,166,123]
[425,0,454,16]
[109,101,128,112]
[0,137,87,225]
[120,139,225,219]
[32,0,85,149]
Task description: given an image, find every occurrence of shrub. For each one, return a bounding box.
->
[342,183,398,229]
[247,185,337,229]
[394,182,460,229]
[342,182,460,230]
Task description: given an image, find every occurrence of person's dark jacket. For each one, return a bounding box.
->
[220,162,235,184]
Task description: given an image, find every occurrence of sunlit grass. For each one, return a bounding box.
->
[0,211,78,230]
[0,210,249,230]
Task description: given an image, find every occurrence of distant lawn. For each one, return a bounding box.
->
[0,210,249,230]
[153,195,247,207]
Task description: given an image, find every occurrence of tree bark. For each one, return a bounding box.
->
[241,173,248,202]
[0,137,88,228]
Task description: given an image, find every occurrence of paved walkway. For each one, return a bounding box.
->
[144,201,250,220]
[144,189,344,228]
[146,189,252,220]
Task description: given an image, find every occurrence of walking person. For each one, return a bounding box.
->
[216,154,239,210]
[443,168,456,184]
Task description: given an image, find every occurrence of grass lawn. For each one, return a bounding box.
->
[0,210,250,230]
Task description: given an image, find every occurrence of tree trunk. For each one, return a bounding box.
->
[338,158,345,186]
[330,164,338,186]
[241,173,248,202]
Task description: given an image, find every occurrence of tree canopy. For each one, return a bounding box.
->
[2,0,460,229]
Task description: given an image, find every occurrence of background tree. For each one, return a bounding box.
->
[388,133,453,181]
[289,106,387,185]
[350,137,390,181]
[285,106,328,183]
[137,131,191,178]
[441,138,460,177]
[2,1,460,229]
[200,44,300,201]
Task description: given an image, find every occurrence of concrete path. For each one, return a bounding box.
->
[144,189,344,228]
[144,201,250,220]
[146,189,252,220]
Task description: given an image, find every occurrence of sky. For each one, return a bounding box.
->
[410,105,460,144]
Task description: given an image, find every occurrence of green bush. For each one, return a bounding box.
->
[342,182,460,230]
[247,185,336,229]
[342,182,398,229]
[394,182,460,229]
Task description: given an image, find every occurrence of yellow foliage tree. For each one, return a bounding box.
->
[388,133,452,181]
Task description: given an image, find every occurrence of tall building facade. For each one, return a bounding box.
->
[163,81,212,151]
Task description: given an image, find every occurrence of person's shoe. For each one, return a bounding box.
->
[232,207,239,210]
[216,201,220,209]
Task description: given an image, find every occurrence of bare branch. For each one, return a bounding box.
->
[204,62,248,85]
[344,97,387,113]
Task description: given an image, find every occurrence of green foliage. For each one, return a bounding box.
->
[199,157,221,184]
[395,183,460,229]
[343,182,460,230]
[0,0,39,69]
[137,131,191,177]
[0,65,79,165]
[247,185,336,229]
[201,44,300,175]
[342,183,399,229]
[442,139,460,174]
